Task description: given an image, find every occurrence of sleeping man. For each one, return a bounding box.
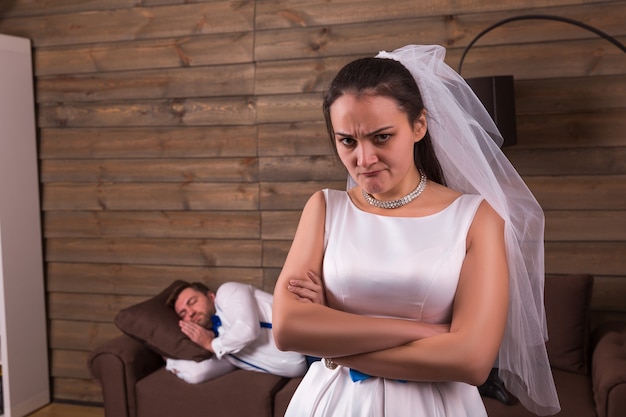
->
[164,281,307,383]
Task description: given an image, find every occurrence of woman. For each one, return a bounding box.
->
[272,45,559,416]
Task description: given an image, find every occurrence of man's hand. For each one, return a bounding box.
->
[288,270,326,305]
[179,320,215,352]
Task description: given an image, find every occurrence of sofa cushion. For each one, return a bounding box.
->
[483,369,595,417]
[274,377,303,417]
[544,274,593,374]
[136,368,285,417]
[114,280,213,361]
[591,321,626,417]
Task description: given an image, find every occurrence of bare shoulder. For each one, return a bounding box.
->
[468,199,505,246]
[306,189,326,207]
[290,189,327,244]
[300,190,327,220]
[474,199,504,224]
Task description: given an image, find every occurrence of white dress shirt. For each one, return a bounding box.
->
[166,282,307,384]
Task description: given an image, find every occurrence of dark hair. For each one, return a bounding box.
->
[166,281,211,308]
[322,57,445,185]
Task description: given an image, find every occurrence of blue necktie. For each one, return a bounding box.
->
[210,314,222,337]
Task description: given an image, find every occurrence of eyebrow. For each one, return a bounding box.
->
[334,126,393,138]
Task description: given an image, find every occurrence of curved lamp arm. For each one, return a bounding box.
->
[458,14,626,75]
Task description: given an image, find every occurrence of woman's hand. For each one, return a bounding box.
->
[288,271,326,305]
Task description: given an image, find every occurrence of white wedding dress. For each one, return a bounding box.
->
[285,189,488,417]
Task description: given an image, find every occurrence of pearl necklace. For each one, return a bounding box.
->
[362,169,427,209]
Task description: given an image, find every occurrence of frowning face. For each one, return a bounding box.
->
[330,93,426,201]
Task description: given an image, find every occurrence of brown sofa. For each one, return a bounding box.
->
[89,274,626,417]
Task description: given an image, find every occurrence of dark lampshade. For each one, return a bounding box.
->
[465,75,517,147]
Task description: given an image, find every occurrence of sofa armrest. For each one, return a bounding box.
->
[591,321,626,417]
[88,334,164,417]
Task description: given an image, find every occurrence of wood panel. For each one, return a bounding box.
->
[0,2,255,47]
[526,176,626,210]
[35,32,254,76]
[255,56,352,95]
[256,18,447,62]
[514,109,626,149]
[255,0,588,30]
[263,268,282,293]
[258,121,333,156]
[52,377,103,403]
[262,240,292,268]
[48,292,143,322]
[505,147,626,176]
[257,93,323,123]
[39,126,258,159]
[46,263,264,294]
[7,0,625,404]
[544,211,626,241]
[545,242,626,276]
[49,320,121,351]
[255,3,626,62]
[37,64,255,102]
[51,349,93,379]
[46,238,262,267]
[259,156,346,181]
[260,181,345,210]
[1,0,137,17]
[515,74,626,114]
[262,211,301,240]
[42,183,259,211]
[37,96,257,128]
[452,37,626,79]
[44,210,260,238]
[41,158,258,183]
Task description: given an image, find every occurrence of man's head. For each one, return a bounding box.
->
[167,282,216,328]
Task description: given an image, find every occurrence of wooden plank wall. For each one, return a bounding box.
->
[0,0,624,404]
